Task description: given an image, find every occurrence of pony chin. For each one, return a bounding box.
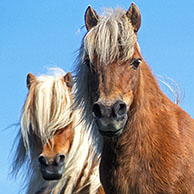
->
[99,128,123,137]
[41,166,65,181]
[40,165,65,181]
[95,115,128,137]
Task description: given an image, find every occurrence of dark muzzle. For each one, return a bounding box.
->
[38,154,65,180]
[92,100,128,137]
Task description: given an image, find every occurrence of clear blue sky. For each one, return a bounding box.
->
[1,0,194,193]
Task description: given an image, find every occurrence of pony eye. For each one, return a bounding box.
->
[130,58,141,69]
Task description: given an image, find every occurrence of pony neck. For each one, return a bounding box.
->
[132,61,166,112]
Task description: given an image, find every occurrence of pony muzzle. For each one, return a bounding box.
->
[92,100,128,137]
[38,154,65,181]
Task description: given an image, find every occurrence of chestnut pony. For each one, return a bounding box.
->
[11,69,104,194]
[74,3,194,194]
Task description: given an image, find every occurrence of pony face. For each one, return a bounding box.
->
[90,56,142,137]
[82,3,142,137]
[38,123,74,180]
[24,71,75,180]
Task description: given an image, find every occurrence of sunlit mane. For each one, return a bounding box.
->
[12,68,102,194]
[156,74,182,105]
[83,8,136,64]
[21,68,72,150]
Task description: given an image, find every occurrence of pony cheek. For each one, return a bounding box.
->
[61,140,72,155]
[123,90,134,112]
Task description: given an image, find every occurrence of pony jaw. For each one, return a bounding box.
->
[40,165,65,181]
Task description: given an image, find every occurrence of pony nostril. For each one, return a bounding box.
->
[117,103,127,116]
[113,101,127,117]
[55,154,65,166]
[59,154,65,164]
[38,155,49,166]
[92,103,103,118]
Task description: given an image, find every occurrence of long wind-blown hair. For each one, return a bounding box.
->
[11,68,102,194]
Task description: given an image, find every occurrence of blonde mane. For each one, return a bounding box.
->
[83,8,136,64]
[12,68,102,194]
[21,68,73,150]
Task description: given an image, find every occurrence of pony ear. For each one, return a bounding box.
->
[64,72,74,88]
[85,6,99,31]
[126,3,141,33]
[27,73,36,89]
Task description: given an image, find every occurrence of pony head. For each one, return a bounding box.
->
[23,70,74,180]
[76,3,142,137]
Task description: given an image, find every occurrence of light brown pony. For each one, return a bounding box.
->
[12,68,104,194]
[74,3,194,194]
